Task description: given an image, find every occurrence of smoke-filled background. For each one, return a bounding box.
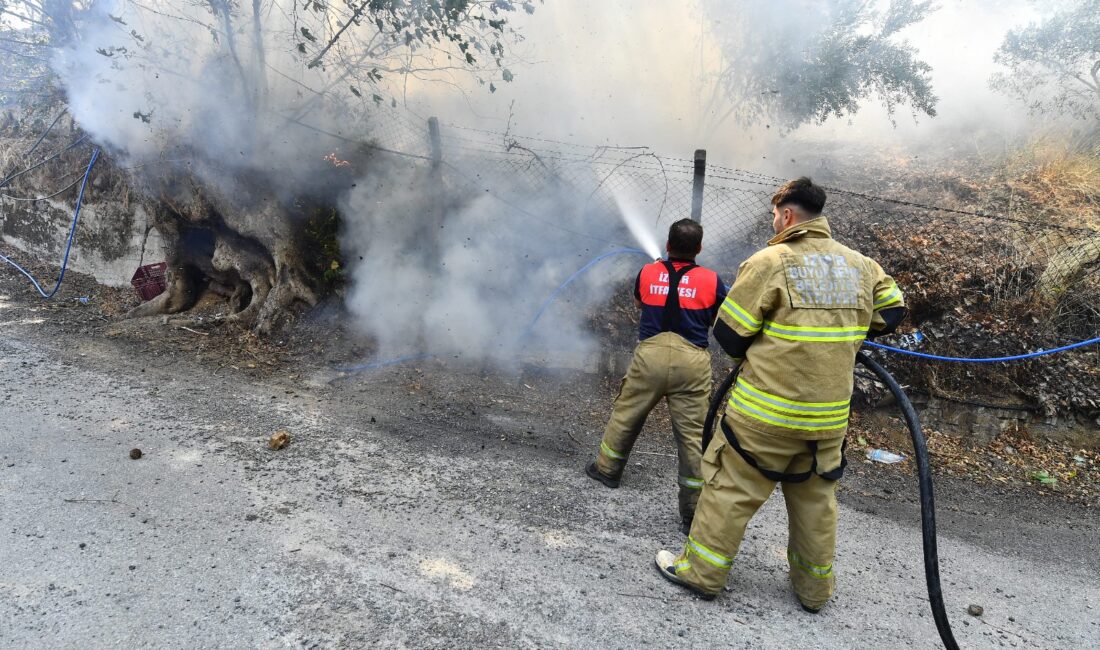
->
[11,0,1095,363]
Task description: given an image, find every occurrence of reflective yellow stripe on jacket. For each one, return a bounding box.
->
[761,321,867,343]
[720,296,762,334]
[729,377,850,432]
[874,281,903,310]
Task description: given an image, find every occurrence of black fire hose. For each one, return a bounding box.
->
[701,353,960,650]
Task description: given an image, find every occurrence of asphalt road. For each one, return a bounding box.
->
[2,315,1098,648]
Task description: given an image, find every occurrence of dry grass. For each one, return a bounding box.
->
[1001,136,1100,229]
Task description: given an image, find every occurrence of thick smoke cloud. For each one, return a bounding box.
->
[48,1,655,364]
[340,156,648,364]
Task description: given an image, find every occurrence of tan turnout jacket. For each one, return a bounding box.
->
[718,217,904,440]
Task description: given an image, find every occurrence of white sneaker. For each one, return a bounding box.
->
[654,550,716,600]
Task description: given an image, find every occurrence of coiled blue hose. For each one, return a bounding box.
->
[0,147,101,299]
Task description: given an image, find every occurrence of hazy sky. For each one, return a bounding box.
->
[401,0,1042,168]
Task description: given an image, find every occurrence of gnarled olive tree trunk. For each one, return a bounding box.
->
[126,169,323,335]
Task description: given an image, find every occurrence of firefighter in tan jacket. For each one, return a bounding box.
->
[655,177,906,612]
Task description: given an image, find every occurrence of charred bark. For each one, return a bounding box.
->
[124,167,328,334]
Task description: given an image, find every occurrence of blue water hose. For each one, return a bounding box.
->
[863,337,1099,362]
[337,353,434,374]
[519,247,650,342]
[0,148,101,299]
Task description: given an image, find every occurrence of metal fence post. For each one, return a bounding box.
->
[691,148,706,222]
[427,117,444,264]
[428,117,443,171]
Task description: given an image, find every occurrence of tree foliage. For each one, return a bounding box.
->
[701,0,938,132]
[0,0,534,121]
[990,0,1100,121]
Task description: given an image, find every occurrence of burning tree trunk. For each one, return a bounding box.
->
[127,168,322,334]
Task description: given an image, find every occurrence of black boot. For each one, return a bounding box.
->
[585,462,621,488]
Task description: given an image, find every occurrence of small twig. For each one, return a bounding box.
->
[288,548,302,553]
[565,430,585,447]
[179,326,209,336]
[633,450,676,458]
[378,582,404,593]
[616,591,665,600]
[63,490,126,506]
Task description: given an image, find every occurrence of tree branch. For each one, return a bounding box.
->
[0,6,50,28]
[307,0,370,69]
[207,1,253,114]
[251,0,268,111]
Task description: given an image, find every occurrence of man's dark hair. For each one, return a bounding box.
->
[771,177,827,215]
[667,218,703,259]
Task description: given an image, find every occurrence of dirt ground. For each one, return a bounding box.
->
[2,250,1099,648]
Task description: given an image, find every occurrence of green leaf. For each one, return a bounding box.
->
[502,68,514,82]
[297,43,307,54]
[489,82,497,93]
[1030,470,1057,485]
[372,94,383,104]
[300,27,317,42]
[857,436,867,446]
[350,86,362,97]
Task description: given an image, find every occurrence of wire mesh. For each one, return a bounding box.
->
[363,111,1100,336]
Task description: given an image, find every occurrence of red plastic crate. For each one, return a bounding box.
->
[131,262,167,302]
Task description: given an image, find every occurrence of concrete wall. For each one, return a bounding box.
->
[0,194,163,288]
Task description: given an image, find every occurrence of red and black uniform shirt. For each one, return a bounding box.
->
[633,258,726,348]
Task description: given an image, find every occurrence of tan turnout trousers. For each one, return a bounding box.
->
[671,420,844,609]
[595,332,712,521]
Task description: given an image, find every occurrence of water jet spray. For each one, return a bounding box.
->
[611,186,663,260]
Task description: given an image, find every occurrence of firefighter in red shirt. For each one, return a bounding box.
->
[587,219,727,533]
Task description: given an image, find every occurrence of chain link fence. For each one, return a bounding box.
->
[356,106,1098,414]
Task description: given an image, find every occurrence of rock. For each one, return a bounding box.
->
[268,430,290,450]
[968,604,984,617]
[129,448,142,460]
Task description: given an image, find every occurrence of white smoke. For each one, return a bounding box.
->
[340,155,648,364]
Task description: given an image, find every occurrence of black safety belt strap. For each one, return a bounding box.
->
[720,419,847,482]
[818,437,849,480]
[660,260,697,332]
